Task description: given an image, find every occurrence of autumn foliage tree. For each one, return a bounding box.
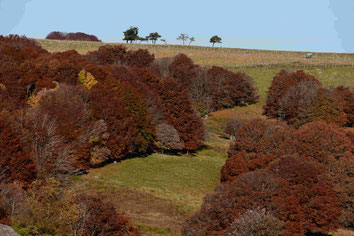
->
[334,86,354,127]
[264,69,349,127]
[90,78,155,159]
[157,78,204,151]
[220,119,353,229]
[46,31,101,42]
[0,114,37,187]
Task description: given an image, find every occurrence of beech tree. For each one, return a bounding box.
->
[0,114,37,188]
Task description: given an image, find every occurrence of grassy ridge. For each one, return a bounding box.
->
[40,39,353,235]
[37,39,354,68]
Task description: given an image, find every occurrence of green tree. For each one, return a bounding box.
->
[123,26,139,43]
[147,32,161,44]
[210,35,222,47]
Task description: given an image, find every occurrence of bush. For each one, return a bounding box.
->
[221,151,276,183]
[207,66,258,111]
[225,207,283,236]
[223,119,353,228]
[0,114,37,187]
[228,118,295,157]
[335,86,354,127]
[169,54,198,87]
[157,78,205,151]
[12,179,140,236]
[46,31,101,42]
[90,78,155,159]
[74,194,140,236]
[224,119,243,139]
[124,49,155,68]
[263,70,320,119]
[278,79,321,127]
[86,45,154,68]
[86,45,127,65]
[307,88,347,126]
[184,171,302,235]
[155,123,184,151]
[268,156,341,233]
[45,31,66,40]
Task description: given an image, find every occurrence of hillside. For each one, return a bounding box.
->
[36,40,354,235]
[2,37,353,235]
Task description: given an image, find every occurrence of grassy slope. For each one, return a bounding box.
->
[38,39,354,235]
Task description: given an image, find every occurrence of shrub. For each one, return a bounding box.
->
[307,88,347,126]
[0,114,37,187]
[12,178,78,236]
[74,194,140,236]
[65,32,101,42]
[224,119,353,228]
[86,45,154,68]
[263,70,320,119]
[228,118,295,157]
[184,171,302,235]
[169,54,198,87]
[45,31,66,40]
[295,121,352,165]
[46,31,101,42]
[0,182,26,225]
[225,207,283,236]
[86,45,127,65]
[155,123,184,151]
[224,119,243,139]
[111,66,165,126]
[268,156,341,234]
[278,79,321,127]
[0,35,47,56]
[335,86,354,127]
[157,78,205,151]
[78,69,98,89]
[124,49,155,68]
[11,179,140,236]
[207,66,258,111]
[189,69,213,116]
[90,78,155,159]
[221,151,276,183]
[153,57,173,78]
[25,84,99,171]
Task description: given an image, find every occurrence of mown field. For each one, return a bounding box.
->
[39,39,354,235]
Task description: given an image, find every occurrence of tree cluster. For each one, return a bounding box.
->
[263,69,353,128]
[0,35,258,232]
[185,118,353,235]
[155,54,258,116]
[46,31,101,42]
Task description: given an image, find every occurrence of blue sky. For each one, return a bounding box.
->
[0,0,353,52]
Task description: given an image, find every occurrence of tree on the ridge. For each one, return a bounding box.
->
[177,33,189,45]
[123,26,139,43]
[147,32,161,44]
[210,35,222,47]
[188,37,195,46]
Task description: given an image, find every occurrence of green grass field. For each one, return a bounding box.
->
[38,39,353,235]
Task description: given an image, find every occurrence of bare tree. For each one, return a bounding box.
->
[188,37,195,46]
[177,33,189,45]
[189,70,213,115]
